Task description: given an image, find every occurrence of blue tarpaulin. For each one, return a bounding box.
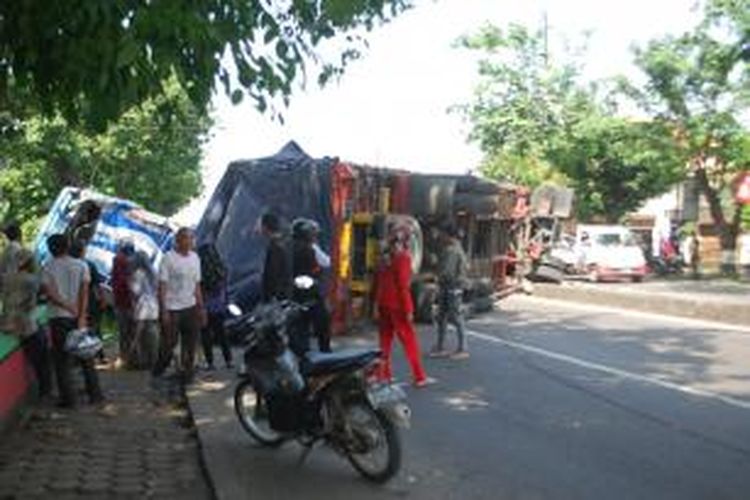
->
[195,142,336,307]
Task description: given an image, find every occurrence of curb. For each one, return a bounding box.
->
[183,375,238,500]
[530,283,750,327]
[166,377,220,500]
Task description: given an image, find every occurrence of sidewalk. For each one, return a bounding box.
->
[531,278,750,326]
[0,365,213,499]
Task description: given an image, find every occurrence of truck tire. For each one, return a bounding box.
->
[470,296,495,315]
[385,215,423,274]
[529,264,564,284]
[540,255,567,271]
[453,193,498,215]
[469,278,494,298]
[408,177,455,216]
[455,176,503,195]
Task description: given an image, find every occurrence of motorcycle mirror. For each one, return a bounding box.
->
[228,303,243,317]
[294,275,315,290]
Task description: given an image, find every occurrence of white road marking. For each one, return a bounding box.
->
[466,328,750,412]
[502,295,750,335]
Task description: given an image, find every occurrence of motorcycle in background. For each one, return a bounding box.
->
[227,276,410,483]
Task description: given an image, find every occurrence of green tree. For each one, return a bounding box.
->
[0,79,209,233]
[455,23,684,221]
[626,0,750,271]
[548,117,685,221]
[454,24,587,186]
[0,0,411,128]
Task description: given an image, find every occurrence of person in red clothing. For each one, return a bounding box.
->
[112,240,135,368]
[374,223,432,388]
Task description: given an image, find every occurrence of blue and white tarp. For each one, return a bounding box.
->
[34,187,177,284]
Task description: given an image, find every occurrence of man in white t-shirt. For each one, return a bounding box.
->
[152,227,206,382]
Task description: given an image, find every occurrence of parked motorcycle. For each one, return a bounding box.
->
[647,254,684,276]
[227,277,410,483]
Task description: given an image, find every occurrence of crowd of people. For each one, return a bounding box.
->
[0,223,223,407]
[0,211,473,408]
[0,224,103,408]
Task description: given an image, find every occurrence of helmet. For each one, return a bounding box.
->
[291,218,320,241]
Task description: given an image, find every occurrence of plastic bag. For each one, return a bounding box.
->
[64,328,103,360]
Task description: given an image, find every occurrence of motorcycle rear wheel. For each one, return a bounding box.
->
[234,379,284,447]
[344,402,402,483]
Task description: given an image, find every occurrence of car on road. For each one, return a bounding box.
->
[550,224,648,282]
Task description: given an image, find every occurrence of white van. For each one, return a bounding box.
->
[574,224,648,282]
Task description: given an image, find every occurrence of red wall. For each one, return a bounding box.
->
[0,348,33,425]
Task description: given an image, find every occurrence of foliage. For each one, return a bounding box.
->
[481,153,566,189]
[625,0,750,259]
[548,117,685,221]
[455,23,684,221]
[742,204,750,232]
[0,0,411,128]
[0,78,209,234]
[678,220,697,237]
[454,24,586,165]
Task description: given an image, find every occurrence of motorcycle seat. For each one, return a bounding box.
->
[302,348,381,377]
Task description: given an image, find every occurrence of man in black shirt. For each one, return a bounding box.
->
[260,212,291,302]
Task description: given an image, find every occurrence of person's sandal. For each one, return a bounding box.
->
[428,349,450,359]
[414,377,437,388]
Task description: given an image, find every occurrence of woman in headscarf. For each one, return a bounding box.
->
[128,251,160,370]
[374,222,432,388]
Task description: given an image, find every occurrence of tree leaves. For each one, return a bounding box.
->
[0,0,412,129]
[0,78,210,232]
[456,22,685,222]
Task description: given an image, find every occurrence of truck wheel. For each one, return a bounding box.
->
[408,177,455,216]
[455,176,502,195]
[453,193,498,215]
[530,264,564,284]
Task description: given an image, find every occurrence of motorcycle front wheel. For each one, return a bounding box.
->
[343,402,402,483]
[234,379,284,447]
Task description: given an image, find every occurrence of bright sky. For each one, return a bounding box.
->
[176,0,701,224]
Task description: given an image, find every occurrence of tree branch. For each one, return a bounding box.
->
[694,160,727,228]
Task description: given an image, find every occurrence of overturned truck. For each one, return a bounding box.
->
[196,142,558,334]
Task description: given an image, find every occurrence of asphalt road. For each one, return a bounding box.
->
[188,296,750,500]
